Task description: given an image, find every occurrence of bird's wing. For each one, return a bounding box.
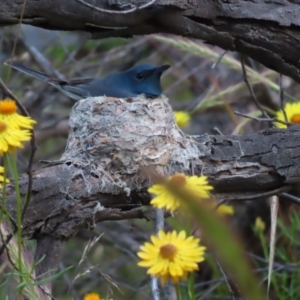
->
[56,77,136,98]
[63,83,136,98]
[48,78,94,85]
[47,78,96,100]
[5,61,52,82]
[58,84,92,99]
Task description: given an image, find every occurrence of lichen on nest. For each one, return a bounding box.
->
[61,95,200,193]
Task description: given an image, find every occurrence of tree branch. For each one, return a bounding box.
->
[2,1,300,83]
[3,95,299,241]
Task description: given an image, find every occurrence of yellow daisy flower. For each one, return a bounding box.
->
[148,173,213,211]
[137,230,206,285]
[83,294,101,300]
[0,120,32,154]
[174,111,191,128]
[0,98,36,130]
[275,101,300,128]
[0,166,9,188]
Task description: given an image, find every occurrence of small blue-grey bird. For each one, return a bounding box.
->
[5,61,170,100]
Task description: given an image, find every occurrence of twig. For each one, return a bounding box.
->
[280,192,300,205]
[155,208,164,233]
[279,74,288,123]
[240,55,270,119]
[21,142,37,222]
[0,226,20,273]
[235,111,291,127]
[6,0,27,83]
[0,232,13,256]
[76,0,157,14]
[267,195,278,298]
[248,252,299,271]
[27,45,65,80]
[197,280,225,300]
[151,208,164,300]
[211,50,227,69]
[213,127,224,136]
[248,58,277,110]
[0,202,18,256]
[151,275,161,300]
[214,256,236,300]
[215,186,290,209]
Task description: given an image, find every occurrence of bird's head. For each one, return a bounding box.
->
[127,64,170,98]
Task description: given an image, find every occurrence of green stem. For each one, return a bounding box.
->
[1,156,8,221]
[175,282,182,300]
[8,153,24,295]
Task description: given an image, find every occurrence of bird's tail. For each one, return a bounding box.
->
[4,61,50,82]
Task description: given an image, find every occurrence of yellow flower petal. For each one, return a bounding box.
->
[83,293,101,300]
[137,230,205,285]
[254,216,266,233]
[275,101,300,128]
[0,99,36,130]
[148,173,213,212]
[174,111,191,128]
[216,204,234,215]
[0,120,31,154]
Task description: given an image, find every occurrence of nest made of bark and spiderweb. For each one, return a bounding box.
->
[61,95,201,192]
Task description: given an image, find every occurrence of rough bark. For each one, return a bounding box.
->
[2,1,300,84]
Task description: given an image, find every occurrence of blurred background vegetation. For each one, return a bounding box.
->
[1,24,300,300]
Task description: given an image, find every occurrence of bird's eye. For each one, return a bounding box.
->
[136,73,144,80]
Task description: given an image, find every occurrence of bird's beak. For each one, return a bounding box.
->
[158,65,170,73]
